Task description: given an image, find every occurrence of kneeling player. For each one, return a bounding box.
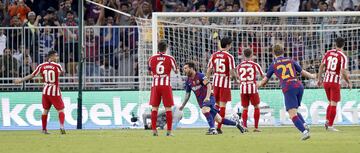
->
[179,62,244,135]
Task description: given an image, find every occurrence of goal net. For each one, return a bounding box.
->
[138,12,360,126]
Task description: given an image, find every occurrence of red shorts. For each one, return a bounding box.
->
[213,86,231,102]
[241,93,260,107]
[42,95,65,110]
[149,86,174,107]
[323,82,341,102]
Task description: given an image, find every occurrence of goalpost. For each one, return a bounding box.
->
[138,12,360,126]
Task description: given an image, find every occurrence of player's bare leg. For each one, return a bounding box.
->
[165,107,173,136]
[58,109,66,134]
[42,109,50,134]
[241,107,249,132]
[326,101,339,132]
[216,101,226,134]
[253,105,261,132]
[288,109,310,140]
[151,107,159,136]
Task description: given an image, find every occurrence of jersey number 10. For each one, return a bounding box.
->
[43,70,56,83]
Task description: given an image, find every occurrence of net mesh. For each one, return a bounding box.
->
[138,13,360,104]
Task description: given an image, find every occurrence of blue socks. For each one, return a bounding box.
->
[292,116,306,132]
[297,113,306,124]
[222,118,236,126]
[204,112,215,128]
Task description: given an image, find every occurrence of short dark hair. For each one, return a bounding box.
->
[243,48,253,58]
[48,50,57,57]
[273,44,284,56]
[184,61,196,71]
[158,41,167,52]
[335,37,345,48]
[220,37,232,49]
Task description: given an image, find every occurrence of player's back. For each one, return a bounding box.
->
[32,62,63,96]
[269,57,303,92]
[148,53,177,87]
[322,49,347,84]
[208,51,235,88]
[237,60,264,94]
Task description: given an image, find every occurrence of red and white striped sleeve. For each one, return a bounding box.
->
[31,64,42,76]
[339,52,348,70]
[169,55,177,71]
[254,62,264,76]
[228,54,236,70]
[321,52,328,64]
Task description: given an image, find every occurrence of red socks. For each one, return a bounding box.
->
[326,105,331,122]
[328,106,337,126]
[166,111,172,131]
[217,107,226,129]
[151,110,158,131]
[59,112,65,127]
[42,114,48,130]
[254,108,260,129]
[242,109,248,128]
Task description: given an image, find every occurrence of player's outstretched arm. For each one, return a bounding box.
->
[14,74,35,84]
[341,69,352,90]
[301,70,316,79]
[179,92,191,111]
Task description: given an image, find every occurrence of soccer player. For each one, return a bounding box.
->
[206,37,238,134]
[180,61,244,135]
[257,44,316,140]
[148,41,178,136]
[236,48,265,132]
[14,50,66,134]
[317,37,352,132]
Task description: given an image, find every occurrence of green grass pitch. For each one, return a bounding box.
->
[0,126,359,153]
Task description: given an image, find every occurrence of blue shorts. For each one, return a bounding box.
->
[283,86,304,111]
[201,96,219,117]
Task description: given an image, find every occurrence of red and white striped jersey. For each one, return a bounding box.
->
[321,49,348,84]
[207,51,236,88]
[32,62,63,96]
[148,53,177,87]
[236,60,264,94]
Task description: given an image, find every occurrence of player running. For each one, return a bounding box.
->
[206,37,238,134]
[317,37,352,132]
[15,50,66,134]
[180,61,244,135]
[257,44,316,140]
[236,48,265,132]
[148,41,179,136]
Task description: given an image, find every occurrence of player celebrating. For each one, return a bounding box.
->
[317,37,352,132]
[206,37,238,134]
[15,50,66,134]
[236,48,265,132]
[257,44,316,140]
[148,41,178,136]
[180,61,244,135]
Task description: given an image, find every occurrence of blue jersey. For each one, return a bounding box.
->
[185,72,211,108]
[266,57,303,93]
